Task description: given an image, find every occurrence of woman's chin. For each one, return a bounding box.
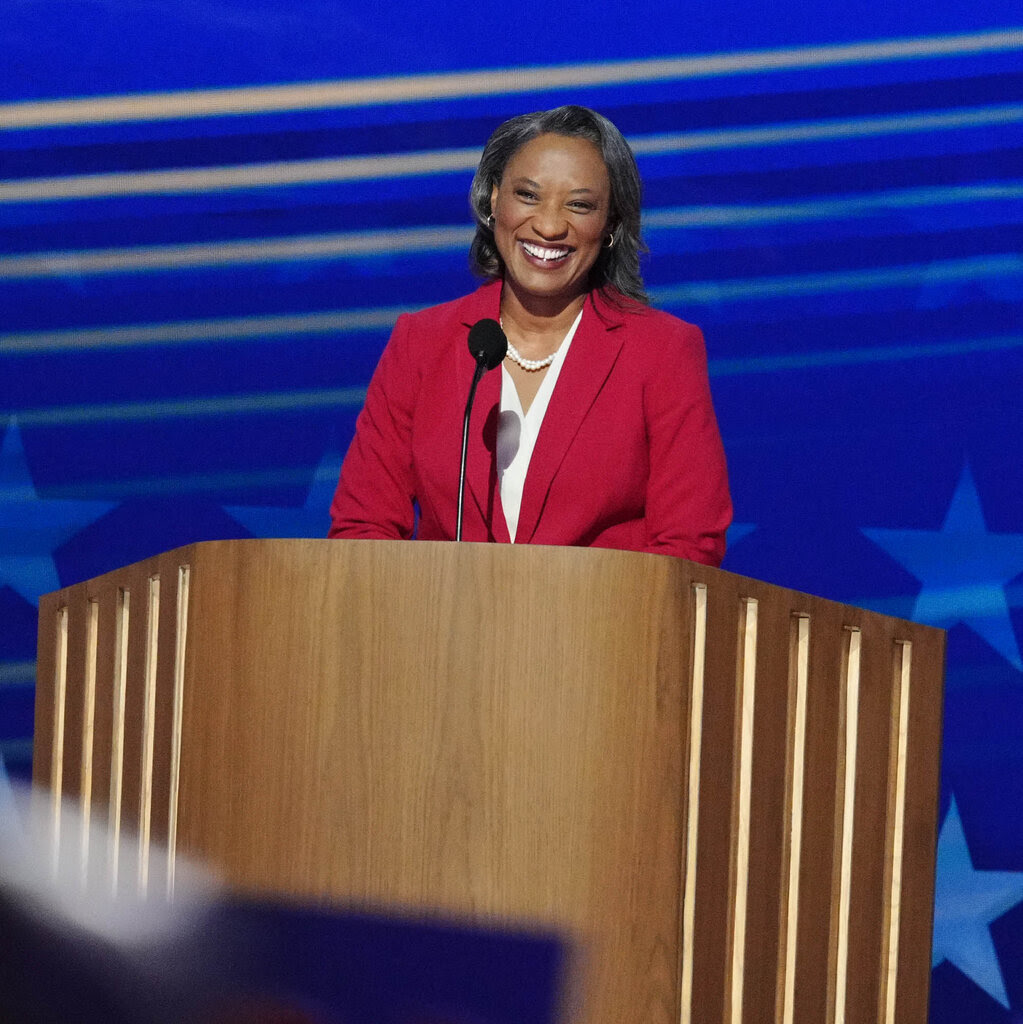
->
[505,265,588,308]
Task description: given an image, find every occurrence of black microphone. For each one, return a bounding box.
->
[467,317,508,371]
[458,318,508,541]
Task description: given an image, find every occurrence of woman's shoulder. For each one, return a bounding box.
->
[597,291,705,351]
[383,281,500,374]
[400,280,500,332]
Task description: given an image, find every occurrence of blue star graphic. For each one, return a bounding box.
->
[223,449,341,538]
[863,464,1023,670]
[932,795,1023,1008]
[0,419,117,604]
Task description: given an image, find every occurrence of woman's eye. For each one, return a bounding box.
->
[515,189,538,201]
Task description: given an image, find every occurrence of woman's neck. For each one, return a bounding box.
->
[499,281,587,339]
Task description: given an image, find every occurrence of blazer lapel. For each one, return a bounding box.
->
[515,295,625,544]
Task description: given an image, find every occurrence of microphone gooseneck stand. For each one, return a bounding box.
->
[457,318,508,541]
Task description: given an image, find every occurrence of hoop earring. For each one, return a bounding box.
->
[603,231,615,249]
[487,214,495,229]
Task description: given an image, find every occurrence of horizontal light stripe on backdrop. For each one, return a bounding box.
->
[710,332,1023,375]
[4,103,1022,204]
[2,28,1022,129]
[854,581,1023,621]
[0,308,413,354]
[0,480,41,502]
[643,182,1023,227]
[0,228,476,277]
[13,387,370,427]
[0,150,481,202]
[649,253,1023,304]
[2,254,1019,357]
[21,463,341,500]
[8,332,1021,429]
[16,457,346,500]
[1,180,1020,280]
[0,662,36,687]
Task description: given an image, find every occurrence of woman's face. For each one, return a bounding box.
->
[490,133,611,311]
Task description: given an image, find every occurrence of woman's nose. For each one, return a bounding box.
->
[530,200,568,239]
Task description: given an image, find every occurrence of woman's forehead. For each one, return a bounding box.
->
[501,133,609,185]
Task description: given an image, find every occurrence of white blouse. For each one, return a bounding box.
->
[496,308,584,542]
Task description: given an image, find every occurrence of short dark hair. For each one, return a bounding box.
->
[468,105,648,306]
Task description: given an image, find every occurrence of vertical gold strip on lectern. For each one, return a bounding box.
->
[138,575,161,893]
[779,614,811,1024]
[680,582,708,1024]
[79,599,99,878]
[109,587,130,888]
[50,604,69,870]
[881,641,913,1024]
[167,563,191,895]
[729,598,758,1024]
[831,627,862,1024]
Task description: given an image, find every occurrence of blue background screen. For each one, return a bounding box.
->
[2,5,1022,1018]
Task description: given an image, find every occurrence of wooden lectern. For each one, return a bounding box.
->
[34,540,944,1023]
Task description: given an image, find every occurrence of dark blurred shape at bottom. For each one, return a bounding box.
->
[206,897,566,1024]
[0,781,566,1024]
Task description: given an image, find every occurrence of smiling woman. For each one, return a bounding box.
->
[329,105,732,564]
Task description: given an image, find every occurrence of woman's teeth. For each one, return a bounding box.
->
[521,241,570,262]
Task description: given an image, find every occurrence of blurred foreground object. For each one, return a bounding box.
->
[0,779,565,1024]
[0,780,225,1023]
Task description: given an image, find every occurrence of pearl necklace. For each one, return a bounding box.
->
[504,341,555,372]
[499,316,559,372]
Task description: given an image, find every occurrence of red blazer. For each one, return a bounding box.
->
[329,281,731,566]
